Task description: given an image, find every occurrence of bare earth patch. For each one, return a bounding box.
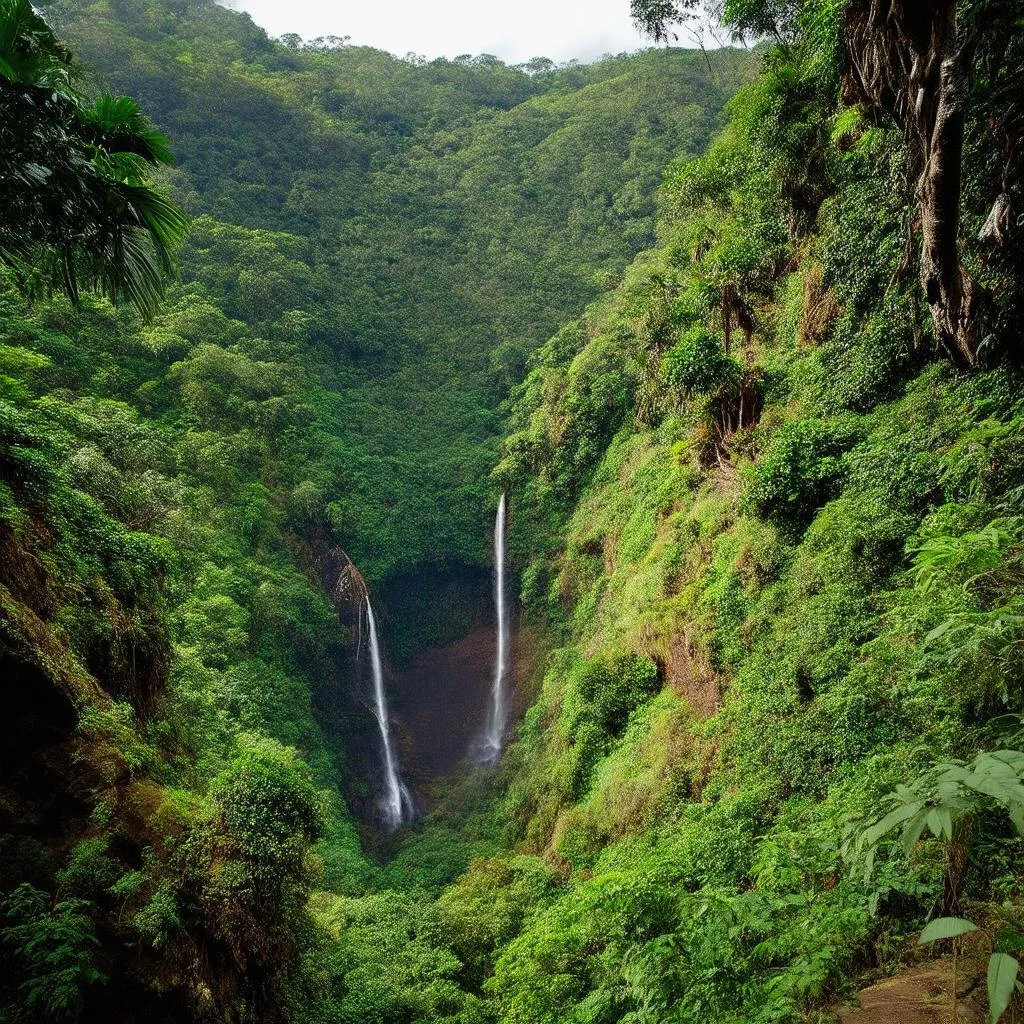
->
[835,959,986,1024]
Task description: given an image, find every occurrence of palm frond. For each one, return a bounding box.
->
[0,0,188,319]
[121,184,191,274]
[83,94,175,166]
[0,0,74,93]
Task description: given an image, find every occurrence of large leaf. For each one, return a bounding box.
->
[862,800,923,846]
[925,807,954,841]
[83,94,175,165]
[987,953,1019,1023]
[900,812,930,855]
[919,917,978,943]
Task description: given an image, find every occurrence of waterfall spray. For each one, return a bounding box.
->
[477,493,509,763]
[364,596,413,829]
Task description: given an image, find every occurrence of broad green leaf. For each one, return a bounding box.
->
[925,619,959,643]
[919,917,978,943]
[1007,802,1024,837]
[864,801,923,845]
[987,953,1018,1023]
[901,814,929,854]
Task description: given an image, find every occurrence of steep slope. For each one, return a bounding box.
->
[0,3,753,1020]
[447,9,1024,1022]
[47,0,756,582]
[5,1,1020,1022]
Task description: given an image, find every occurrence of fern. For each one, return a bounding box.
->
[0,884,107,1021]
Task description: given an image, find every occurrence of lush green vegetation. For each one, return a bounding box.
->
[2,0,1023,1021]
[42,0,752,581]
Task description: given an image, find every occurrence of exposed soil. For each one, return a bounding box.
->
[834,959,986,1024]
[664,632,720,717]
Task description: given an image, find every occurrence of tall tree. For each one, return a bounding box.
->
[0,0,188,318]
[632,0,1024,367]
[842,1,981,367]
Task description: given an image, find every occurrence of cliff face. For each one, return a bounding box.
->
[0,489,320,1020]
[471,14,1024,1019]
[395,624,498,782]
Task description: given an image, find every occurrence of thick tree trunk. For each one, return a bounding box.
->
[919,31,982,367]
[843,0,983,368]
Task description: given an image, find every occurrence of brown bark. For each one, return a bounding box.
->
[731,290,756,351]
[843,0,984,368]
[941,819,971,916]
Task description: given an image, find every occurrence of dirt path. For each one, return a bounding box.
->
[835,959,986,1024]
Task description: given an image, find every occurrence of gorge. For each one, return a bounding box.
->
[1,0,1023,1022]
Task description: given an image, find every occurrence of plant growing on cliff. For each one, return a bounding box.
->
[661,326,740,398]
[745,418,855,532]
[213,735,326,875]
[0,884,107,1022]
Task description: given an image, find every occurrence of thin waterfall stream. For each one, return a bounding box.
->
[363,595,413,829]
[476,493,509,763]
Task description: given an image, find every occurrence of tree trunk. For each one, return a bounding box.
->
[722,281,733,355]
[843,0,983,368]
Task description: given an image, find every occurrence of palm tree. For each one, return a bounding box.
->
[0,0,189,318]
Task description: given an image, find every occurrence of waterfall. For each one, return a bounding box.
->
[364,596,413,830]
[477,493,509,763]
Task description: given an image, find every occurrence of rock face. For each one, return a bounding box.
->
[392,617,538,794]
[836,960,986,1024]
[395,624,498,781]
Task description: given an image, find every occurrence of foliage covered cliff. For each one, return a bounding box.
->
[477,3,1024,1020]
[0,0,754,1018]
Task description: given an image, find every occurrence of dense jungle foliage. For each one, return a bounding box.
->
[1,0,1023,1021]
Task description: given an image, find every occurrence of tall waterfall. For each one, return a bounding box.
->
[364,596,413,830]
[477,493,509,763]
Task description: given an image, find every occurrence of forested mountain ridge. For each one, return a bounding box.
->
[44,0,754,583]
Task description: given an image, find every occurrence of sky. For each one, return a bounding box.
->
[219,0,657,65]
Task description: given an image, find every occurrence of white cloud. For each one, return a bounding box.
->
[221,0,653,64]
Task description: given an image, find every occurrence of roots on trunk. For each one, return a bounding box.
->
[843,0,984,368]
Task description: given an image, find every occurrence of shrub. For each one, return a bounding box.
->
[132,881,181,950]
[661,326,741,397]
[0,884,107,1021]
[54,838,120,901]
[560,649,662,802]
[212,736,325,871]
[746,418,855,532]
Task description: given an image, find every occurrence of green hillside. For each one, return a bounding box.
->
[47,0,753,580]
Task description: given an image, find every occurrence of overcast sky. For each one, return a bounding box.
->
[220,0,656,64]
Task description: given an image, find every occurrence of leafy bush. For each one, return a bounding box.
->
[564,651,661,740]
[132,881,181,951]
[0,884,106,1022]
[212,736,325,871]
[661,326,741,397]
[746,418,855,531]
[54,838,120,901]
